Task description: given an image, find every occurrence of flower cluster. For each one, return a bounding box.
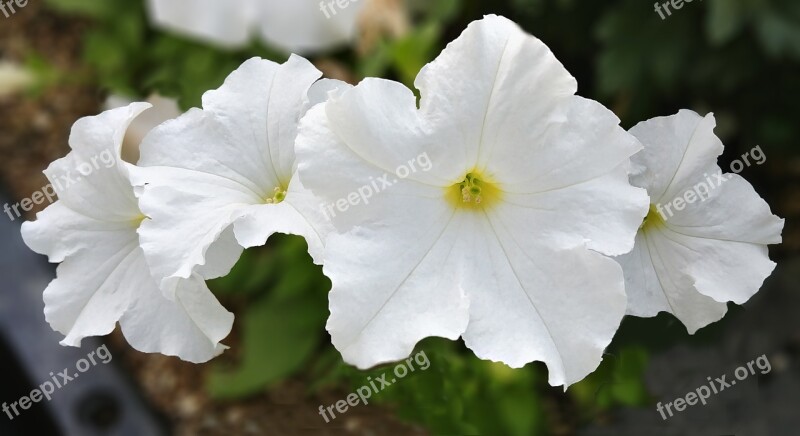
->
[22,16,783,387]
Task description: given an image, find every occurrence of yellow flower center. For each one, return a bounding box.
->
[264,187,287,205]
[132,213,147,227]
[446,170,503,211]
[641,204,665,230]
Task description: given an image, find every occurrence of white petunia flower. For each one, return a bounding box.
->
[21,103,234,363]
[616,110,784,333]
[130,56,340,301]
[145,0,365,54]
[104,93,183,163]
[295,15,649,387]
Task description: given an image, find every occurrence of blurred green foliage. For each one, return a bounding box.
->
[508,0,800,156]
[45,0,284,109]
[360,0,460,89]
[39,0,800,434]
[311,338,546,435]
[206,235,330,399]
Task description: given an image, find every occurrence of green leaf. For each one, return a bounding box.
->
[570,345,650,418]
[44,0,120,18]
[207,292,328,399]
[390,23,442,87]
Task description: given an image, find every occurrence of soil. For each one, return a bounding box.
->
[111,338,426,436]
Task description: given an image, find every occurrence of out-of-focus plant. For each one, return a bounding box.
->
[570,347,650,417]
[41,0,461,107]
[358,0,459,88]
[309,338,547,436]
[490,0,800,156]
[44,0,284,109]
[207,235,330,399]
[593,0,800,152]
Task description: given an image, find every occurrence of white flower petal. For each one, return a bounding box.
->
[195,225,246,280]
[297,15,647,386]
[104,93,183,163]
[300,99,471,367]
[323,78,461,185]
[415,15,577,170]
[662,173,784,245]
[616,232,729,333]
[308,78,353,107]
[145,0,364,53]
[491,97,642,192]
[324,206,470,369]
[462,212,627,387]
[297,103,447,232]
[21,201,135,265]
[655,225,777,305]
[24,204,139,345]
[134,56,328,293]
[120,274,233,363]
[145,0,253,48]
[133,167,251,297]
[620,110,784,332]
[490,96,648,256]
[201,55,321,185]
[40,228,233,362]
[21,105,233,361]
[232,177,332,264]
[629,110,724,203]
[258,0,365,54]
[499,166,647,257]
[136,57,320,193]
[45,103,151,222]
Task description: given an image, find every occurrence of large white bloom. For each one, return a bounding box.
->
[130,56,338,300]
[145,0,365,54]
[296,15,649,387]
[21,104,234,363]
[616,110,784,333]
